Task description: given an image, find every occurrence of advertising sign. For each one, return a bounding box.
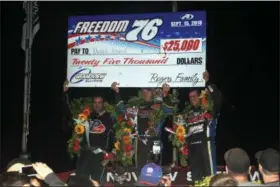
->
[67,11,206,87]
[103,166,261,186]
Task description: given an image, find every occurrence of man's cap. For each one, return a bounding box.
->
[136,163,163,186]
[255,148,279,172]
[224,148,250,173]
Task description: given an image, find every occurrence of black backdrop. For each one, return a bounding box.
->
[1,1,279,172]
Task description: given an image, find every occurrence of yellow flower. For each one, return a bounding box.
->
[123,128,131,134]
[176,125,186,137]
[74,124,85,135]
[78,113,88,121]
[114,141,120,150]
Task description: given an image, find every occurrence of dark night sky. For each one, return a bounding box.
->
[1,1,279,172]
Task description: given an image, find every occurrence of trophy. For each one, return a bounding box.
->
[153,88,163,103]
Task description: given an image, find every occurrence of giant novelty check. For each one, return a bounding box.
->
[67,11,206,87]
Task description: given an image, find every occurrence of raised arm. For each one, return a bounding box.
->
[203,71,222,118]
[111,82,126,114]
[61,81,73,131]
[162,84,175,115]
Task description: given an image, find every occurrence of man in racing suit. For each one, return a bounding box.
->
[61,83,114,184]
[111,82,174,172]
[75,96,115,184]
[184,71,222,183]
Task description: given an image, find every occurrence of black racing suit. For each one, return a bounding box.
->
[184,82,222,183]
[114,92,174,173]
[75,111,115,184]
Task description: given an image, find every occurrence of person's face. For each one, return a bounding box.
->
[189,90,200,107]
[142,89,153,102]
[93,97,104,113]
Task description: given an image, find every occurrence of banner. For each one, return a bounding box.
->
[103,166,260,186]
[67,11,206,87]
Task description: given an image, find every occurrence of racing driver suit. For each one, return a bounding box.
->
[184,81,222,183]
[75,110,115,184]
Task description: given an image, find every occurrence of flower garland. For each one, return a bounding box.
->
[67,107,91,159]
[113,116,135,167]
[105,103,135,167]
[168,115,189,167]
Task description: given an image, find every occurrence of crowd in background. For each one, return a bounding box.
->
[0,147,279,186]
